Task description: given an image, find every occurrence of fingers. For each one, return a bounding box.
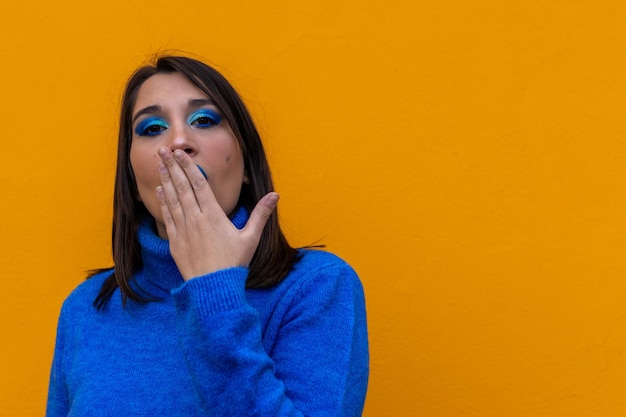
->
[156,184,176,234]
[244,192,279,239]
[174,152,220,211]
[157,157,187,227]
[171,150,208,192]
[157,148,213,217]
[155,147,278,274]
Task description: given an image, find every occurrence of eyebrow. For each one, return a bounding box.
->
[132,99,216,124]
[189,98,215,108]
[132,105,162,124]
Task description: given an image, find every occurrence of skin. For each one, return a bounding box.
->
[129,72,278,281]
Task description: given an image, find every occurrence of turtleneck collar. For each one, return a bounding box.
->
[133,206,250,299]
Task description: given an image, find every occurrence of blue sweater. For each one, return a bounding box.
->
[46,209,369,417]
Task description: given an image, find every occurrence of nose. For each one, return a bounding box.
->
[167,122,196,155]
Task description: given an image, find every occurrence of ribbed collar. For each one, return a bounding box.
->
[133,206,249,299]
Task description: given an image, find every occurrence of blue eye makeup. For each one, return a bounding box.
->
[187,109,222,128]
[135,117,169,137]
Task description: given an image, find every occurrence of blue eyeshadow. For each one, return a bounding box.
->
[187,109,222,127]
[135,117,168,136]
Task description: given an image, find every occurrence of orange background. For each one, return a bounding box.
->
[2,1,626,416]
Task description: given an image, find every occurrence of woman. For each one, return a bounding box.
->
[46,55,369,417]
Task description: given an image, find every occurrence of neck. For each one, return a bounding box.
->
[132,207,250,299]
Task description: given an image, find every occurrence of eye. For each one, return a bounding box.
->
[188,109,222,128]
[135,117,169,137]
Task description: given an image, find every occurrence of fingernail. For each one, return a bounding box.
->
[267,193,279,206]
[174,150,185,161]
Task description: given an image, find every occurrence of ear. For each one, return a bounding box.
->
[243,171,250,184]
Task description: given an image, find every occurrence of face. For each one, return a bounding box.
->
[129,72,247,238]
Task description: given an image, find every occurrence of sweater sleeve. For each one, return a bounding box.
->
[171,261,369,417]
[46,301,70,417]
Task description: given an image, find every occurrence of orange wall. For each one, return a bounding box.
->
[2,1,626,416]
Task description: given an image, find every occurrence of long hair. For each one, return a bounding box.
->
[93,55,299,309]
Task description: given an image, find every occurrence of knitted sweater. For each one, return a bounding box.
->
[46,208,369,417]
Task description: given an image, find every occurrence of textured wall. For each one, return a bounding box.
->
[2,1,626,416]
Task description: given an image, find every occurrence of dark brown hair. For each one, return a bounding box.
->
[92,55,299,309]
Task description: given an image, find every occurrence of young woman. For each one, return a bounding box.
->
[46,55,369,417]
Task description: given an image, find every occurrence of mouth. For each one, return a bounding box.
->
[196,164,208,180]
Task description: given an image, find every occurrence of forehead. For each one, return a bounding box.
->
[133,72,210,114]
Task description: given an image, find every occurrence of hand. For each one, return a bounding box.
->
[155,147,278,281]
